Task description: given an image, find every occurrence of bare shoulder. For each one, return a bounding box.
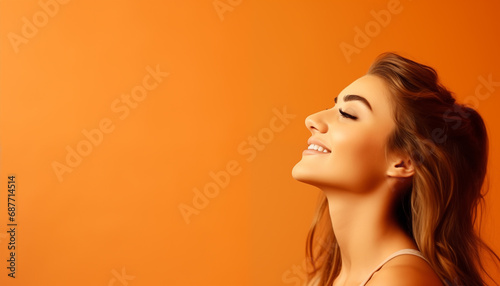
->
[366,254,444,286]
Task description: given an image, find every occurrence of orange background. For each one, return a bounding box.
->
[1,0,499,285]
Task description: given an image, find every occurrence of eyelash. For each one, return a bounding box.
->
[339,108,357,120]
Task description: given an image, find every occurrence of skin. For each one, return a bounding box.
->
[292,75,443,286]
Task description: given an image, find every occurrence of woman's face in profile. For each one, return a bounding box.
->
[292,75,397,192]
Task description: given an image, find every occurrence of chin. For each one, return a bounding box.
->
[291,161,304,180]
[292,163,321,186]
[292,162,349,191]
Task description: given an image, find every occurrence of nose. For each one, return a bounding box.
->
[305,109,329,134]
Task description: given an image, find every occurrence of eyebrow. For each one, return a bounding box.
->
[334,94,372,111]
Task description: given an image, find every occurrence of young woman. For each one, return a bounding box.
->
[292,53,499,286]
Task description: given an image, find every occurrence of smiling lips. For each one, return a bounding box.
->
[306,138,331,154]
[308,144,330,153]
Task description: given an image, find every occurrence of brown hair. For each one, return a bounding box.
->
[305,52,499,286]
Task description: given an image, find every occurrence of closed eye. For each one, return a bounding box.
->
[339,108,357,120]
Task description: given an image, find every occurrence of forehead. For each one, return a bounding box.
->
[338,75,393,115]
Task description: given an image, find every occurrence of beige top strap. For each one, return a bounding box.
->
[359,249,429,286]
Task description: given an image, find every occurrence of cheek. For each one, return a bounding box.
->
[348,132,387,165]
[328,128,389,188]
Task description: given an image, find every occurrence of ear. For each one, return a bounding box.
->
[386,154,414,178]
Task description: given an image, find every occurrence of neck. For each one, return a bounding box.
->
[323,184,416,284]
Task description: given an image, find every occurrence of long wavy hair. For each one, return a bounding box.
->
[304,52,499,286]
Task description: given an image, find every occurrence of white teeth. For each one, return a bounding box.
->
[307,144,330,153]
